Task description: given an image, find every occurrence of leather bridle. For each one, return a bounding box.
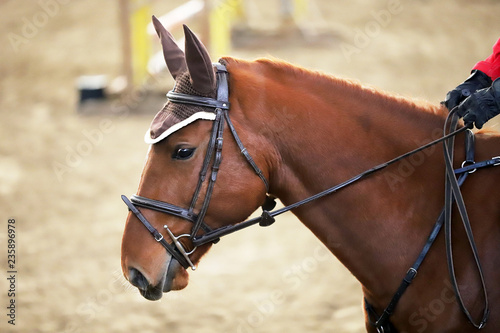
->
[122,62,274,270]
[122,60,498,330]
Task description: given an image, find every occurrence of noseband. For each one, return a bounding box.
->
[122,62,274,270]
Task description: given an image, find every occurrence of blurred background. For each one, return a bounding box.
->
[1,0,499,332]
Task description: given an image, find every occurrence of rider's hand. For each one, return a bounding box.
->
[456,78,500,129]
[443,70,492,111]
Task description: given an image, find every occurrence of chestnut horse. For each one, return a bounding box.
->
[121,17,500,332]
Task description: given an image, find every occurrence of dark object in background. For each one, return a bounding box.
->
[77,75,108,104]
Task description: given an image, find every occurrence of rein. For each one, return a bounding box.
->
[443,112,490,329]
[122,61,498,330]
[191,124,470,246]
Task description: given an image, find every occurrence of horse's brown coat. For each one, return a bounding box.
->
[121,22,500,332]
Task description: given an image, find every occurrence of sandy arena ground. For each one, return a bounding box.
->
[1,0,499,332]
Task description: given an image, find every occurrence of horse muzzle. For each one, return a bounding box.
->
[127,257,188,301]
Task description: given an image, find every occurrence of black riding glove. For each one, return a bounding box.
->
[443,70,492,111]
[456,78,500,129]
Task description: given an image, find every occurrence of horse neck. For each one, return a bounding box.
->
[225,57,453,297]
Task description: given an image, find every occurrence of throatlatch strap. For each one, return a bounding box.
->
[224,112,270,192]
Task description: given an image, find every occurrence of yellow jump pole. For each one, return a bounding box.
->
[119,0,133,93]
[208,0,243,58]
[130,0,151,86]
[293,0,307,22]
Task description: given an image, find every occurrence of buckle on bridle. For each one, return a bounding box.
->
[153,231,164,242]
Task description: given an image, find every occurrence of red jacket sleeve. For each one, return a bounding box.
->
[473,37,500,80]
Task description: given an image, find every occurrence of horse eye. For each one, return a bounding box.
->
[173,147,195,160]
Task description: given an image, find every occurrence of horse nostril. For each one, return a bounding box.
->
[128,268,150,290]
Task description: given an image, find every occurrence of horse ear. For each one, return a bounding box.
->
[183,25,216,95]
[152,15,187,79]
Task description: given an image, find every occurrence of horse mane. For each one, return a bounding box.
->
[222,56,448,121]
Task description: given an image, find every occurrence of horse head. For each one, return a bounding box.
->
[121,16,271,300]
